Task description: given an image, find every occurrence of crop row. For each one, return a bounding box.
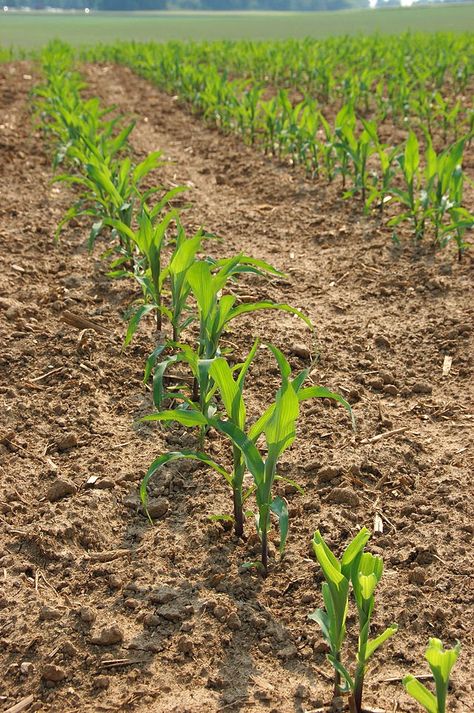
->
[32,40,461,712]
[83,36,474,257]
[83,34,474,130]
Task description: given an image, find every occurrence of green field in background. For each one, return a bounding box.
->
[1,6,474,49]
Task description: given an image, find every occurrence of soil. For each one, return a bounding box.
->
[1,60,473,713]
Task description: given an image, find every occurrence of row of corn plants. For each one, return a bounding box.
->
[82,38,474,258]
[83,33,473,136]
[32,41,462,711]
[34,41,351,574]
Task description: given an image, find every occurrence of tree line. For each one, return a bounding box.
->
[12,0,356,10]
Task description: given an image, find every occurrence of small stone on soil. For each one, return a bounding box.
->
[412,381,433,395]
[277,643,297,660]
[213,604,229,622]
[368,377,384,391]
[295,683,309,699]
[226,612,242,630]
[47,477,77,502]
[56,433,78,451]
[93,675,110,690]
[90,624,124,645]
[177,635,193,655]
[374,335,391,349]
[379,370,396,385]
[108,574,123,590]
[408,567,426,585]
[145,498,169,519]
[78,606,96,624]
[124,598,140,610]
[143,614,161,628]
[39,605,62,621]
[148,586,178,604]
[42,663,67,682]
[157,603,185,623]
[95,478,115,489]
[291,343,310,359]
[5,305,21,321]
[62,641,78,657]
[317,465,341,483]
[327,487,360,507]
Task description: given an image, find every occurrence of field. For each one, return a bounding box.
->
[0,22,474,713]
[1,6,474,47]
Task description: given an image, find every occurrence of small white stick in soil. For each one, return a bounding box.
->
[366,427,408,444]
[442,355,453,376]
[4,695,35,713]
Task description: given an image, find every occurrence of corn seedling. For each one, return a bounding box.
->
[143,345,353,572]
[337,114,378,206]
[105,197,197,343]
[310,529,398,711]
[388,130,428,242]
[360,123,399,216]
[403,639,461,713]
[348,552,398,712]
[140,340,260,536]
[425,137,473,258]
[54,148,166,252]
[150,254,311,421]
[309,528,371,695]
[213,346,353,573]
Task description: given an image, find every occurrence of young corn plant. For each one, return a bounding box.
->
[113,207,180,342]
[141,345,353,566]
[318,112,338,183]
[334,107,377,207]
[150,255,311,420]
[388,131,427,242]
[360,123,399,217]
[441,206,474,261]
[106,203,198,344]
[140,340,260,537]
[403,639,461,713]
[425,136,473,258]
[348,552,398,712]
[310,529,397,711]
[211,346,353,574]
[55,148,167,253]
[309,528,371,695]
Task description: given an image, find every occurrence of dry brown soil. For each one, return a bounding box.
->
[0,61,473,713]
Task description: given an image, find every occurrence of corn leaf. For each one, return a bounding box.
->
[403,676,438,713]
[213,418,265,486]
[269,495,288,553]
[365,625,398,661]
[124,304,156,347]
[229,301,313,330]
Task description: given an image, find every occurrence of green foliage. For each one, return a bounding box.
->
[140,341,260,536]
[141,344,353,572]
[388,132,473,255]
[81,34,472,252]
[403,639,461,713]
[310,529,397,711]
[309,527,370,692]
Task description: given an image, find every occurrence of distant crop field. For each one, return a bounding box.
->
[1,6,474,48]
